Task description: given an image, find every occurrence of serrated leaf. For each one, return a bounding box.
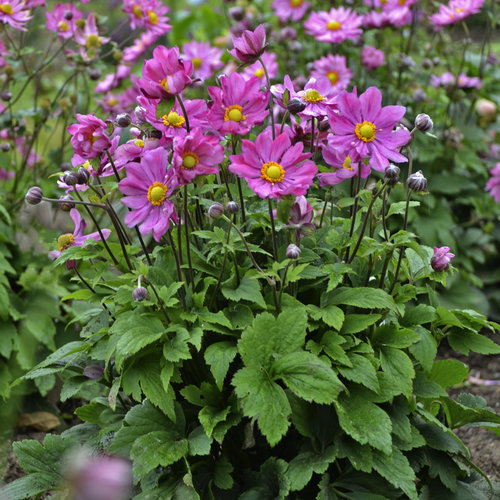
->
[204,341,237,390]
[324,287,396,312]
[308,304,344,330]
[379,347,414,397]
[338,353,379,393]
[372,324,420,348]
[188,426,211,456]
[429,359,468,389]
[221,275,266,308]
[408,326,437,373]
[340,314,381,334]
[286,446,337,491]
[447,331,500,355]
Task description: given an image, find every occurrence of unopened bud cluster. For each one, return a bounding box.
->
[207,201,239,218]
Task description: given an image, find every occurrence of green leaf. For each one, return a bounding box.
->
[163,327,191,362]
[447,331,500,355]
[204,341,237,390]
[221,274,266,307]
[429,359,468,389]
[214,456,233,490]
[338,354,379,393]
[372,325,420,348]
[334,387,392,455]
[387,201,420,217]
[408,326,437,373]
[232,366,291,446]
[188,426,212,456]
[441,396,500,429]
[307,304,345,330]
[379,347,414,397]
[0,321,15,357]
[286,446,337,491]
[340,314,381,334]
[324,287,396,312]
[272,351,344,404]
[0,473,57,500]
[402,305,436,326]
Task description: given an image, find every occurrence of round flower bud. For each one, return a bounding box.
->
[289,41,302,53]
[148,129,162,139]
[132,286,148,301]
[25,186,43,205]
[1,90,12,102]
[134,106,146,124]
[384,164,400,185]
[59,195,75,212]
[112,50,123,62]
[421,58,432,70]
[317,118,330,132]
[229,6,245,21]
[115,113,132,128]
[475,98,497,119]
[413,89,427,103]
[415,113,433,133]
[4,66,14,77]
[1,143,10,152]
[63,9,73,20]
[88,68,101,81]
[76,167,90,185]
[407,170,427,192]
[287,97,307,115]
[431,246,454,272]
[63,172,78,186]
[130,127,141,137]
[208,202,224,218]
[60,161,71,172]
[226,201,239,214]
[280,27,297,41]
[286,244,301,260]
[432,57,440,66]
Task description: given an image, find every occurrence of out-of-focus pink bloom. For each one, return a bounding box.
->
[181,41,223,81]
[431,72,482,89]
[431,246,455,272]
[49,209,111,266]
[327,86,410,172]
[0,0,32,31]
[122,31,159,64]
[0,168,14,180]
[229,129,317,199]
[119,148,178,242]
[172,128,224,184]
[229,23,268,63]
[112,137,160,169]
[304,7,362,44]
[0,39,10,66]
[207,73,269,136]
[95,65,132,93]
[242,52,278,82]
[122,0,171,34]
[362,45,385,70]
[74,14,110,59]
[310,54,352,92]
[486,162,500,202]
[363,10,392,29]
[271,0,310,22]
[457,73,482,89]
[45,3,82,38]
[429,0,484,30]
[67,113,112,166]
[138,45,193,99]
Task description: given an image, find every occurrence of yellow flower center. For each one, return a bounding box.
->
[82,161,92,170]
[160,76,169,91]
[147,182,168,206]
[342,155,353,170]
[398,0,406,4]
[254,68,265,78]
[327,71,339,85]
[134,139,144,147]
[107,97,119,106]
[327,20,341,31]
[303,89,324,103]
[290,0,303,7]
[57,233,75,252]
[261,161,285,184]
[57,20,69,32]
[0,3,13,14]
[147,10,158,25]
[132,4,143,17]
[224,105,246,122]
[85,34,101,49]
[355,121,376,142]
[162,111,185,128]
[191,57,202,69]
[181,152,200,169]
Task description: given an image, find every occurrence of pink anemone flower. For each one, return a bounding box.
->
[429,0,484,30]
[242,52,278,82]
[486,162,500,202]
[119,148,178,242]
[304,7,363,44]
[181,41,223,81]
[45,3,82,38]
[0,0,32,30]
[228,129,317,199]
[272,0,311,22]
[431,247,455,272]
[327,86,410,172]
[207,73,269,136]
[228,23,267,64]
[172,128,224,185]
[310,54,352,92]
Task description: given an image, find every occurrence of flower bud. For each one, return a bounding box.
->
[415,113,433,132]
[77,167,90,185]
[132,286,148,301]
[59,195,75,212]
[88,68,101,81]
[112,50,123,62]
[75,18,85,29]
[25,186,43,205]
[83,365,104,379]
[384,164,400,185]
[1,90,12,102]
[421,58,432,70]
[317,118,330,132]
[475,98,497,119]
[413,89,427,103]
[280,27,297,41]
[225,201,239,214]
[432,57,440,66]
[64,9,73,20]
[60,161,71,171]
[134,106,146,124]
[1,143,10,152]
[228,6,244,21]
[208,202,224,218]
[407,170,427,192]
[287,97,307,115]
[431,246,454,272]
[289,41,302,53]
[286,244,301,260]
[148,129,162,139]
[115,113,132,128]
[4,66,14,77]
[63,172,78,186]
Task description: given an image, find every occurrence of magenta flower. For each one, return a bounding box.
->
[431,72,482,90]
[486,162,500,202]
[327,87,410,172]
[242,52,278,82]
[304,7,363,44]
[95,65,132,94]
[229,24,268,63]
[362,46,385,70]
[181,41,223,81]
[0,0,31,30]
[122,32,159,64]
[74,14,110,60]
[228,129,317,199]
[122,0,171,34]
[112,137,161,169]
[0,39,10,67]
[429,0,484,30]
[310,54,352,92]
[207,73,269,136]
[138,46,193,99]
[271,0,311,22]
[172,128,224,185]
[119,148,178,242]
[67,114,112,166]
[288,196,315,237]
[431,247,455,272]
[49,208,111,264]
[45,3,82,38]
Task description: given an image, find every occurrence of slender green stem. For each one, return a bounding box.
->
[268,198,278,261]
[280,110,289,134]
[344,170,363,262]
[142,276,171,323]
[74,267,112,316]
[231,137,246,223]
[42,197,106,208]
[209,221,232,309]
[183,185,195,285]
[277,261,291,311]
[166,229,187,309]
[258,56,275,139]
[176,94,190,133]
